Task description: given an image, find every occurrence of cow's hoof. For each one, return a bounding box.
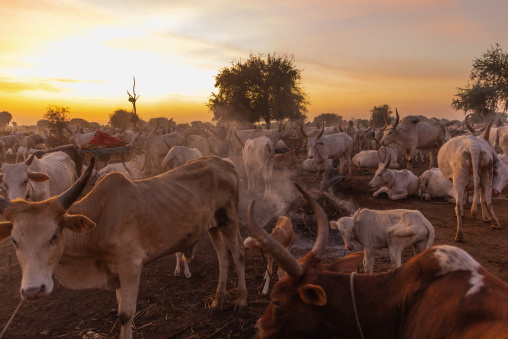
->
[483,218,491,223]
[234,304,248,314]
[455,235,465,242]
[491,224,502,230]
[208,307,221,315]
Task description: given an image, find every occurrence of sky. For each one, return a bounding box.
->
[1,0,508,126]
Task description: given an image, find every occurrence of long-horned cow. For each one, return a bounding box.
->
[438,122,501,241]
[381,109,446,170]
[0,152,76,201]
[369,153,419,200]
[300,125,353,177]
[0,157,247,339]
[247,185,508,339]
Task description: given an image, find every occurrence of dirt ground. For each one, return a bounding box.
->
[1,156,507,338]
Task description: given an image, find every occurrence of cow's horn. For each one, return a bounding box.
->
[483,120,493,141]
[316,126,324,140]
[297,122,308,139]
[248,200,303,277]
[478,114,488,132]
[58,157,95,210]
[25,154,35,166]
[294,183,329,258]
[393,108,400,127]
[122,160,133,176]
[465,114,475,133]
[495,129,500,147]
[164,138,172,150]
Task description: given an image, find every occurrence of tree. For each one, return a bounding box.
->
[369,104,393,128]
[452,43,508,117]
[207,53,309,129]
[44,105,70,139]
[69,118,91,129]
[311,113,343,127]
[109,109,135,130]
[0,111,12,130]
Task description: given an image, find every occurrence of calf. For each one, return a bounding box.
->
[330,208,435,273]
[244,216,295,295]
[352,147,399,170]
[369,153,418,200]
[247,191,508,339]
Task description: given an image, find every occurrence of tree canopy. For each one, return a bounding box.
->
[452,43,508,117]
[207,53,309,129]
[0,111,12,130]
[369,104,393,128]
[109,109,135,129]
[43,105,69,138]
[310,113,343,127]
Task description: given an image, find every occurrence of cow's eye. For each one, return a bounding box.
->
[50,233,59,245]
[11,238,18,248]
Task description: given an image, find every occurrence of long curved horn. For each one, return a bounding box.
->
[380,108,389,131]
[295,183,329,257]
[234,131,245,148]
[248,200,303,277]
[495,129,500,147]
[393,108,400,127]
[316,126,324,140]
[164,138,172,150]
[122,160,133,176]
[338,124,343,133]
[478,115,488,132]
[357,120,361,131]
[25,154,35,166]
[483,120,493,141]
[58,157,95,210]
[465,113,475,133]
[297,122,308,140]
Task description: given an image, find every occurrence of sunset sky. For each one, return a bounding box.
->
[2,0,508,126]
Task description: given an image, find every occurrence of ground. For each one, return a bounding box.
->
[0,157,507,338]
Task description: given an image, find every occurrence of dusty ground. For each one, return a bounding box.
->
[0,156,507,338]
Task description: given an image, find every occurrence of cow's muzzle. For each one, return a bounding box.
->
[21,285,47,300]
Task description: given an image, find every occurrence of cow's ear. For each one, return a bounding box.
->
[27,170,50,182]
[329,221,338,230]
[61,214,96,234]
[298,284,327,306]
[0,221,13,242]
[325,252,364,273]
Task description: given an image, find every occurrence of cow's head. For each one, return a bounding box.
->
[330,217,355,251]
[369,153,393,188]
[306,127,325,161]
[243,237,263,259]
[492,156,508,197]
[0,158,96,300]
[248,184,364,338]
[0,155,50,200]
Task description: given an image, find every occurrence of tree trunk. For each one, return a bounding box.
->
[264,117,271,130]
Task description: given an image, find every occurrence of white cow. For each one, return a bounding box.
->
[98,154,145,180]
[418,168,456,203]
[330,208,435,273]
[235,133,274,199]
[438,122,501,241]
[162,146,203,171]
[0,152,76,201]
[369,153,419,200]
[352,147,399,170]
[244,216,295,295]
[300,126,353,176]
[301,158,333,171]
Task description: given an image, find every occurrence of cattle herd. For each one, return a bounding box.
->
[0,112,508,338]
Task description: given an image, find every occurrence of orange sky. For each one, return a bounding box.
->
[2,0,508,126]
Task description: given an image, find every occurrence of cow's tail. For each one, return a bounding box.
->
[261,143,275,169]
[424,219,435,249]
[470,143,481,217]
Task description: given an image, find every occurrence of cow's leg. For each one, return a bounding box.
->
[453,184,466,242]
[261,165,270,198]
[207,228,229,314]
[373,186,389,197]
[262,256,273,295]
[276,263,284,279]
[174,252,182,276]
[388,244,403,270]
[182,253,192,278]
[116,265,142,339]
[222,231,247,312]
[244,161,253,192]
[479,176,501,229]
[363,247,375,273]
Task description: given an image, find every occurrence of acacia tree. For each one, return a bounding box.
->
[311,113,343,127]
[452,43,508,117]
[0,111,12,130]
[207,53,309,129]
[109,109,135,129]
[369,104,393,128]
[43,105,70,139]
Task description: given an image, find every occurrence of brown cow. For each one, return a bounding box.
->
[244,216,295,294]
[0,156,247,339]
[248,184,508,339]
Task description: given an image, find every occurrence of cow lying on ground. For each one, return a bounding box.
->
[352,146,399,170]
[330,208,435,273]
[244,216,295,295]
[247,186,508,339]
[0,156,247,339]
[369,153,418,200]
[419,167,456,202]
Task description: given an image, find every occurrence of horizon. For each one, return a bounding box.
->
[2,0,508,126]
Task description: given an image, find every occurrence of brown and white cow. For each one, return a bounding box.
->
[0,156,247,339]
[247,186,508,339]
[244,216,295,295]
